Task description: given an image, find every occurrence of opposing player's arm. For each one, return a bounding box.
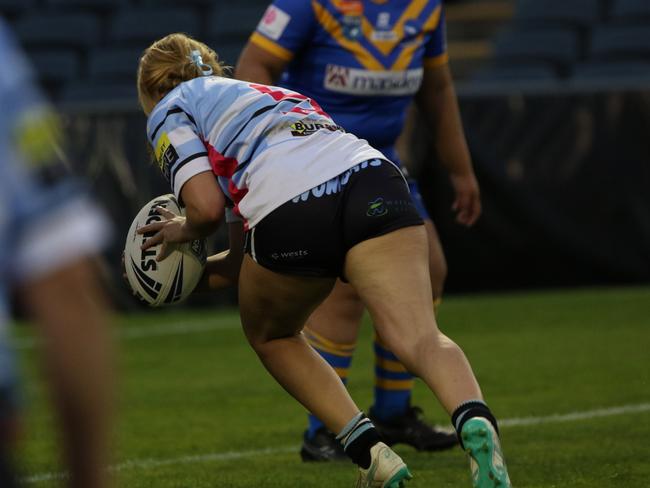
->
[236,0,314,83]
[415,64,480,227]
[414,6,480,226]
[415,64,472,178]
[236,42,289,84]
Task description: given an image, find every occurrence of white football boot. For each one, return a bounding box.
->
[355,442,413,488]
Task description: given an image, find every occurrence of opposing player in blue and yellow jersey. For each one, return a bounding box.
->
[236,0,482,462]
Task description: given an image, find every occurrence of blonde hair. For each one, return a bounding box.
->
[137,33,227,115]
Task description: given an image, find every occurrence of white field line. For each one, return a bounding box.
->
[22,402,650,484]
[499,402,650,427]
[12,319,240,350]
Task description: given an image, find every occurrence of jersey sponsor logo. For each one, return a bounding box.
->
[291,159,382,203]
[377,12,391,29]
[342,14,362,40]
[324,64,424,96]
[404,22,419,37]
[371,29,398,41]
[290,121,343,137]
[366,197,388,217]
[366,197,414,217]
[154,132,178,180]
[372,12,395,40]
[257,5,291,41]
[333,0,363,16]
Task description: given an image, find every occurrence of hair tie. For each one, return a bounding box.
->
[188,49,213,76]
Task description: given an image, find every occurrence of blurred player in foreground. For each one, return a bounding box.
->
[235,0,479,459]
[136,33,511,488]
[0,18,113,488]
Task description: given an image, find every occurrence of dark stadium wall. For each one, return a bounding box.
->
[415,90,650,292]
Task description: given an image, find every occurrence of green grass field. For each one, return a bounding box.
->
[13,286,650,487]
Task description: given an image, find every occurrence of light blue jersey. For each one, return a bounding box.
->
[147,76,385,230]
[0,18,109,391]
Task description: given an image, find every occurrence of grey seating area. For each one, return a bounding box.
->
[475,0,650,84]
[1,0,269,104]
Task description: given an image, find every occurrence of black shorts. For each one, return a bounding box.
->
[244,159,424,278]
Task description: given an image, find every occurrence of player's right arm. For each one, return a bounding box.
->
[194,221,245,291]
[235,0,316,83]
[141,103,225,260]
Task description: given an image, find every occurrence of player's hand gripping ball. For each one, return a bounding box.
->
[124,194,206,306]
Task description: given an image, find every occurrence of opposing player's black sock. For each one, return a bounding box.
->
[336,412,381,469]
[451,399,499,448]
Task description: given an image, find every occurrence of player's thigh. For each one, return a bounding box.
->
[423,218,447,297]
[238,255,335,345]
[344,225,438,352]
[304,279,365,344]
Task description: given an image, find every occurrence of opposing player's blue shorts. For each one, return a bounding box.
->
[407,179,431,221]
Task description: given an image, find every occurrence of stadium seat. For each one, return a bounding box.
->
[0,0,37,17]
[472,63,559,82]
[60,80,138,105]
[572,60,650,79]
[139,0,215,7]
[206,4,266,42]
[515,0,602,29]
[44,0,128,11]
[590,24,650,59]
[109,8,201,46]
[493,28,581,72]
[14,13,101,49]
[27,49,81,85]
[88,47,143,82]
[611,0,650,21]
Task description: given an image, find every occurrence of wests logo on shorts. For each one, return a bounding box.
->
[290,121,343,137]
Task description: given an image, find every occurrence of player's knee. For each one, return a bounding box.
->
[385,329,458,376]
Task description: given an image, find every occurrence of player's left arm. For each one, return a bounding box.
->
[414,7,481,227]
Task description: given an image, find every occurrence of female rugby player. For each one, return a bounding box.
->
[235,0,479,458]
[136,33,511,488]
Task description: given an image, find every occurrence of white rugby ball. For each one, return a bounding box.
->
[124,194,207,306]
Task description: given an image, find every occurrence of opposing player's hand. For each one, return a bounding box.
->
[138,207,196,261]
[449,171,481,227]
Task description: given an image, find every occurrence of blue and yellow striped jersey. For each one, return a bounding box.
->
[251,0,448,160]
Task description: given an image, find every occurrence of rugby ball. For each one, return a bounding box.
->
[124,194,207,306]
